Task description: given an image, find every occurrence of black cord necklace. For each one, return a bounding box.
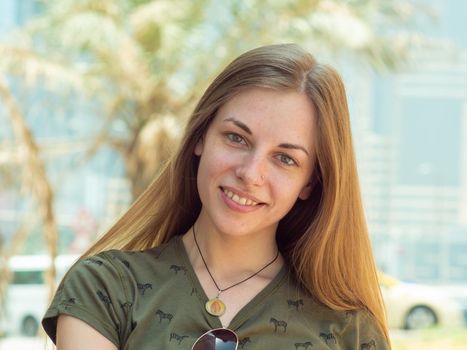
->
[192,225,279,317]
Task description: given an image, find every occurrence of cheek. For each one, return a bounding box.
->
[273,175,307,205]
[197,151,234,205]
[197,149,235,183]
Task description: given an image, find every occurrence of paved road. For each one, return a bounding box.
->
[0,336,53,350]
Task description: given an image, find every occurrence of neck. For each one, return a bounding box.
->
[182,220,283,285]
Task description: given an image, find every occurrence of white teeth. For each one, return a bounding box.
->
[223,189,258,206]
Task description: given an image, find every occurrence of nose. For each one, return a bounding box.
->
[234,153,266,186]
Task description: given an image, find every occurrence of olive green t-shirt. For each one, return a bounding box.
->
[42,235,389,349]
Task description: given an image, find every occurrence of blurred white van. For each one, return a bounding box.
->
[1,254,79,336]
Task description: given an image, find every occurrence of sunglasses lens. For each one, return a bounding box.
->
[192,329,238,350]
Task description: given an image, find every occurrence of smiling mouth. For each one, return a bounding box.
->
[221,187,262,206]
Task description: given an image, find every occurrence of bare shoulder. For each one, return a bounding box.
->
[57,315,117,350]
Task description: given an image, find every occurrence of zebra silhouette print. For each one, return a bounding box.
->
[287,299,304,310]
[239,337,251,348]
[270,317,287,332]
[137,283,153,295]
[169,333,189,344]
[319,332,336,344]
[155,309,173,323]
[295,341,313,350]
[96,290,112,306]
[169,264,187,274]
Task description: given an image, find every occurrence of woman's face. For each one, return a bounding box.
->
[194,87,317,238]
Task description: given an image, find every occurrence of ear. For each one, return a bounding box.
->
[194,137,204,156]
[298,182,312,200]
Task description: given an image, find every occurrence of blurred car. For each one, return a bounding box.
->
[1,254,78,336]
[379,272,465,329]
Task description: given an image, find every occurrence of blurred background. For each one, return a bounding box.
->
[0,0,466,349]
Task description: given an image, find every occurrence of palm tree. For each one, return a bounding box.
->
[0,76,58,312]
[15,0,424,196]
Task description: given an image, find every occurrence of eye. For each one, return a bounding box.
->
[226,132,247,145]
[277,154,297,166]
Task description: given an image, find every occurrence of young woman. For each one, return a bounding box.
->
[42,43,390,349]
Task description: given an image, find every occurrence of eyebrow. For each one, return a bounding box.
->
[224,117,252,135]
[278,143,310,156]
[223,117,310,156]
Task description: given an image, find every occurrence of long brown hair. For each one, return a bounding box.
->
[84,43,388,340]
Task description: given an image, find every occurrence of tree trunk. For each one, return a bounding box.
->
[0,77,58,304]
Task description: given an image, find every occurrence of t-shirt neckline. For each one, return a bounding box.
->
[174,234,288,330]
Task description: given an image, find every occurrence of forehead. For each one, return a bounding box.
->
[212,87,316,144]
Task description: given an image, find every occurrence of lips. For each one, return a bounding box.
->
[221,187,264,206]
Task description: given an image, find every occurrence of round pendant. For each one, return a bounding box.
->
[205,298,226,316]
